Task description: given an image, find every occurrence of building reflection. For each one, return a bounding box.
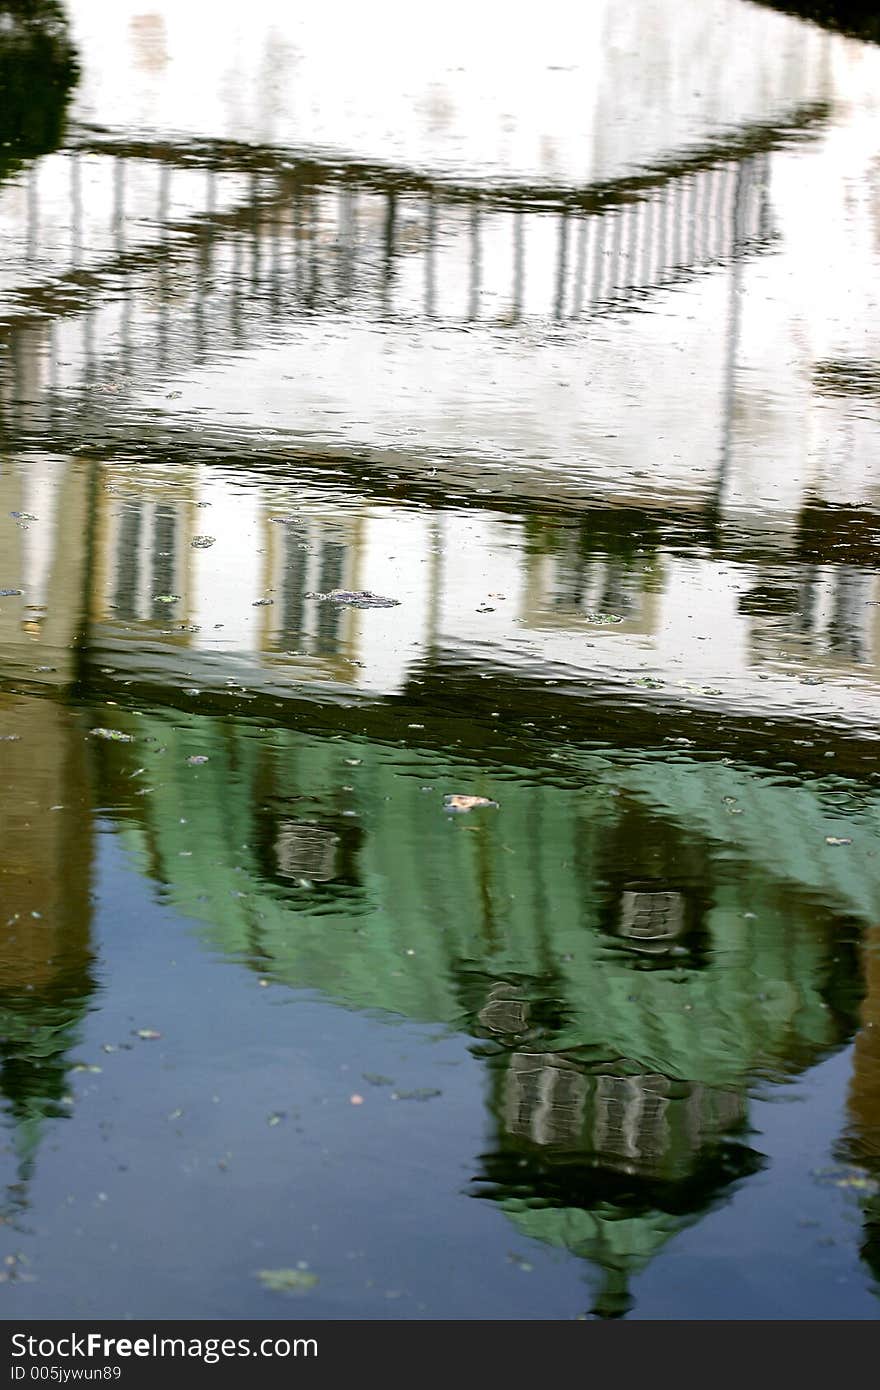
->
[0,0,877,1314]
[80,702,873,1309]
[476,1050,759,1318]
[466,967,758,1317]
[835,923,880,1286]
[0,695,95,1224]
[27,461,879,726]
[0,451,92,682]
[0,664,876,1302]
[0,442,95,1225]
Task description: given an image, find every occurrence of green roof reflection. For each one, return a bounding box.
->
[97,707,874,1311]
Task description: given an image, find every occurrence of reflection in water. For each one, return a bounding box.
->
[0,0,879,1319]
[754,2,880,43]
[79,706,867,1310]
[478,1053,760,1318]
[837,924,880,1286]
[0,697,94,1226]
[0,2,78,187]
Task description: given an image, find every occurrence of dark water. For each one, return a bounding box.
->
[0,0,879,1320]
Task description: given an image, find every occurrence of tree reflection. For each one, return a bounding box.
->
[0,2,79,186]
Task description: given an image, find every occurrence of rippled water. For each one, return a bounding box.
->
[0,0,879,1319]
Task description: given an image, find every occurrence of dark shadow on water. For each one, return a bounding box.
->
[752,0,880,43]
[0,2,79,186]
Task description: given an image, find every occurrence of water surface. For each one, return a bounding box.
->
[0,0,879,1319]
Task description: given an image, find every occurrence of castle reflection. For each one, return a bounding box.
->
[0,0,879,1317]
[72,702,878,1309]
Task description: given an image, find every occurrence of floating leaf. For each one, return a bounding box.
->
[256,1268,319,1293]
[390,1088,442,1102]
[307,589,400,609]
[444,794,498,813]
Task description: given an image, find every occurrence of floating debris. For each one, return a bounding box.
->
[0,588,23,597]
[444,794,499,813]
[390,1088,443,1102]
[191,536,216,549]
[252,598,274,606]
[508,1252,534,1272]
[186,755,209,766]
[362,1073,395,1087]
[307,589,400,609]
[825,836,853,846]
[813,1165,879,1194]
[134,1029,162,1041]
[585,612,623,625]
[256,1268,319,1294]
[154,594,181,604]
[90,728,134,743]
